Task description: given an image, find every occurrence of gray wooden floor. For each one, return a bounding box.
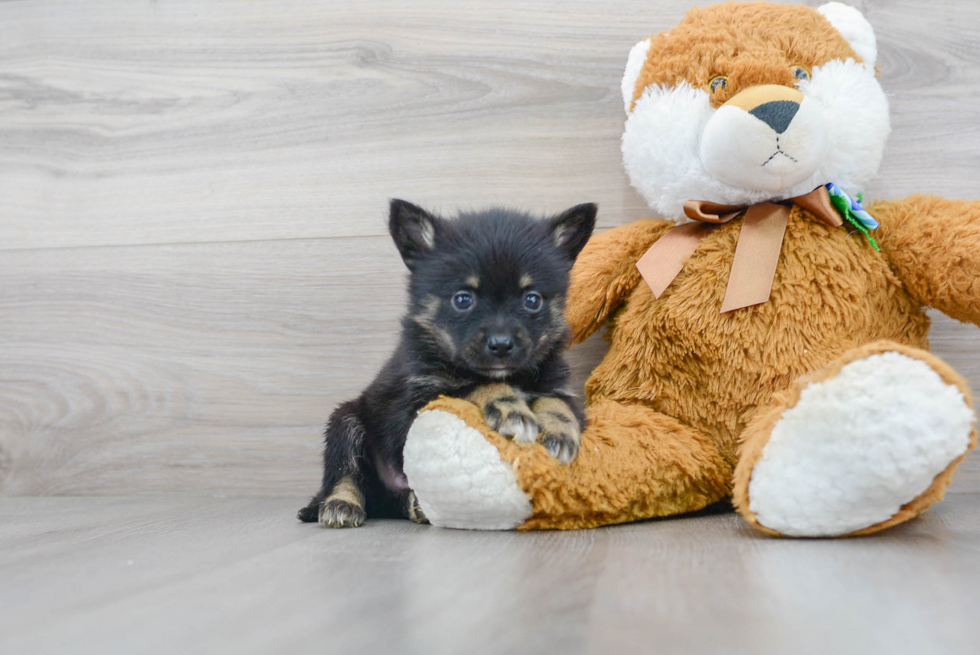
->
[2,494,979,655]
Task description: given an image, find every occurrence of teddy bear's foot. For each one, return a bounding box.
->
[734,341,976,537]
[405,396,734,530]
[402,405,532,530]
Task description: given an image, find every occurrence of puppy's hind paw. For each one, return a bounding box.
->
[297,501,319,523]
[541,431,580,464]
[319,499,366,528]
[407,491,429,525]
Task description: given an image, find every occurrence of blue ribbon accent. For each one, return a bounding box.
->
[826,182,879,230]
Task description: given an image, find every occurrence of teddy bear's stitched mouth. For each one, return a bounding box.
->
[762,137,800,166]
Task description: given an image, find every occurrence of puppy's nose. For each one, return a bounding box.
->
[749,101,799,134]
[486,334,515,358]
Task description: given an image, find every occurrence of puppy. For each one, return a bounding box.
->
[297,199,596,527]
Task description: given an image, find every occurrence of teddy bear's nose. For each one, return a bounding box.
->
[722,84,805,134]
[749,101,800,134]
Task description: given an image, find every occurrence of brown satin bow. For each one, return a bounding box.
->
[635,185,842,313]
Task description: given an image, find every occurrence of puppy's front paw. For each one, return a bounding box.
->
[468,384,539,444]
[532,397,582,464]
[540,431,580,464]
[319,499,366,528]
[493,407,539,444]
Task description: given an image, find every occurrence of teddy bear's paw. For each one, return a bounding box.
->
[741,349,975,537]
[403,407,532,530]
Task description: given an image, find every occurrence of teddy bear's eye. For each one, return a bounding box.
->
[791,66,810,82]
[709,75,728,93]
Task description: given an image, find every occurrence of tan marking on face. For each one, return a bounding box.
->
[520,274,534,288]
[411,294,440,327]
[420,294,440,317]
[535,301,568,347]
[548,299,567,326]
[465,276,480,289]
[327,476,365,508]
[412,295,456,355]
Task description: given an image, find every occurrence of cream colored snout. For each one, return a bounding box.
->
[700,84,829,193]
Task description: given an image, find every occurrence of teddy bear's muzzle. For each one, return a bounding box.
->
[700,84,830,193]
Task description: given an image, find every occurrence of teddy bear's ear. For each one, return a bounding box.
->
[621,38,651,114]
[818,2,877,69]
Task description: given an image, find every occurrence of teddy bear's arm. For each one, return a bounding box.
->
[871,195,980,325]
[566,218,675,344]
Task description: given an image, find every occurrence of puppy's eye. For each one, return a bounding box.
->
[452,291,474,311]
[709,76,728,93]
[791,65,810,82]
[523,291,543,312]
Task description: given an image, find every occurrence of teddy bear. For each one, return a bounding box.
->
[400,1,980,537]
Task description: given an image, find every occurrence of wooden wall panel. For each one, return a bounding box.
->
[2,0,979,250]
[0,238,610,495]
[1,0,979,495]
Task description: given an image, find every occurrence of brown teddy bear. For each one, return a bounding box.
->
[401,1,979,537]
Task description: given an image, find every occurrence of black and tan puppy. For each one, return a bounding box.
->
[297,199,596,528]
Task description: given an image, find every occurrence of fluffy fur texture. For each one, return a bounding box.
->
[401,2,980,536]
[403,408,533,530]
[817,2,877,68]
[621,38,652,113]
[734,342,977,537]
[297,201,595,527]
[742,348,974,537]
[622,15,890,220]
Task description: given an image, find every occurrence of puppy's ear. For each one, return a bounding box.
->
[389,199,440,269]
[548,203,597,262]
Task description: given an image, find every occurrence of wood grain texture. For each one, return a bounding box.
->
[2,495,980,654]
[0,236,609,495]
[1,0,980,496]
[1,0,978,250]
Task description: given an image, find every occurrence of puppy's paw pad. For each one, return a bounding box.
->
[319,499,366,528]
[407,491,429,525]
[541,431,580,464]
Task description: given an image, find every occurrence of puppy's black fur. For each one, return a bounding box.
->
[298,200,596,527]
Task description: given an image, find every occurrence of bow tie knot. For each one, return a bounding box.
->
[636,185,862,313]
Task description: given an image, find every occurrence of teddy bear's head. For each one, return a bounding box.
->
[621,2,888,220]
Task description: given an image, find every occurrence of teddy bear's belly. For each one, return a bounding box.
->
[584,214,930,465]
